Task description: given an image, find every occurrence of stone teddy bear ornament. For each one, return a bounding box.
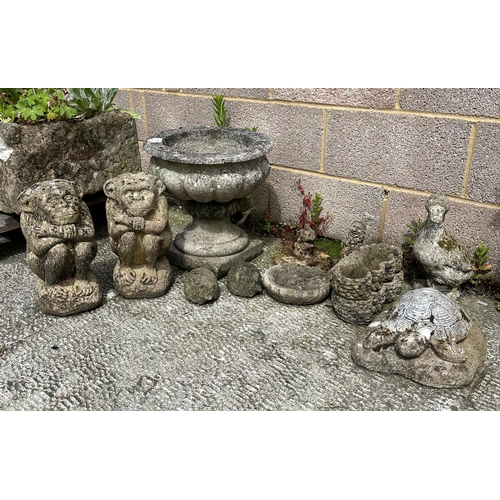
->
[18,179,103,316]
[104,172,173,298]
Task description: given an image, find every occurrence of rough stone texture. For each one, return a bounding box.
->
[400,88,500,118]
[139,142,151,172]
[114,89,147,141]
[262,263,330,305]
[220,100,324,171]
[324,110,471,194]
[104,173,173,299]
[468,122,500,204]
[143,127,271,275]
[352,288,486,387]
[1,205,500,410]
[174,200,250,257]
[182,89,270,99]
[168,238,264,279]
[184,267,219,304]
[382,191,500,273]
[412,195,473,291]
[330,243,403,324]
[18,179,103,316]
[273,88,397,109]
[353,321,486,388]
[144,127,273,166]
[340,220,367,258]
[0,110,141,214]
[143,93,324,172]
[144,93,214,141]
[265,169,384,243]
[226,262,262,298]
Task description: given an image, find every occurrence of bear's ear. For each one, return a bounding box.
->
[17,183,40,213]
[155,178,166,195]
[103,179,117,199]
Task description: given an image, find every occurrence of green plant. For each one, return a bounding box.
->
[470,243,495,287]
[67,88,141,119]
[212,93,230,127]
[0,88,140,124]
[314,237,342,260]
[295,179,330,237]
[402,219,426,248]
[1,88,78,123]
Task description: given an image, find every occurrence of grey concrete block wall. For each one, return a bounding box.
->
[400,88,500,118]
[325,111,471,194]
[183,88,270,99]
[273,88,397,109]
[468,122,500,204]
[121,88,500,271]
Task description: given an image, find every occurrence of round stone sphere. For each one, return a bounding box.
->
[184,267,220,305]
[226,262,262,298]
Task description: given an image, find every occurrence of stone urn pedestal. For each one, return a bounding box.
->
[144,127,272,278]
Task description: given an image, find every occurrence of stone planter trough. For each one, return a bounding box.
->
[0,110,141,214]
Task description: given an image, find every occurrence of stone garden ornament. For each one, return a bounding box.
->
[340,220,366,258]
[18,179,102,316]
[104,172,173,298]
[330,243,404,325]
[413,194,473,296]
[352,287,487,388]
[143,127,272,278]
[262,263,331,305]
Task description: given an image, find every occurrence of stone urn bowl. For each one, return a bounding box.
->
[144,127,273,277]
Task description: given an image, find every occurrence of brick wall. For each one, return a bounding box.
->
[114,88,500,269]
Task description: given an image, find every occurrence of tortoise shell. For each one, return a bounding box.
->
[381,287,470,343]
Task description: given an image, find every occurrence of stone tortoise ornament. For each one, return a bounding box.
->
[363,287,470,362]
[351,287,487,388]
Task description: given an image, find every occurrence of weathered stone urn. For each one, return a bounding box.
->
[330,243,404,325]
[144,127,272,278]
[0,110,141,214]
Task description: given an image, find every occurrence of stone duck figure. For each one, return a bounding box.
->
[412,194,472,296]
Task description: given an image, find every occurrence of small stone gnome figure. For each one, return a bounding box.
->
[340,220,367,258]
[104,172,173,298]
[18,179,103,316]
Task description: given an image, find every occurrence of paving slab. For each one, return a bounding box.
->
[1,203,499,411]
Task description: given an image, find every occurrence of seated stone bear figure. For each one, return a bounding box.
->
[17,179,102,316]
[104,172,173,298]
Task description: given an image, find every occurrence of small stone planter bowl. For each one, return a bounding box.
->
[262,263,331,305]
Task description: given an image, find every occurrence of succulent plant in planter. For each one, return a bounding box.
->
[0,88,142,214]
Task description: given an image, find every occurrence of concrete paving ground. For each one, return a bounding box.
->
[1,202,499,411]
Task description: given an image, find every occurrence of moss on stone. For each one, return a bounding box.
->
[438,235,459,252]
[315,238,342,259]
